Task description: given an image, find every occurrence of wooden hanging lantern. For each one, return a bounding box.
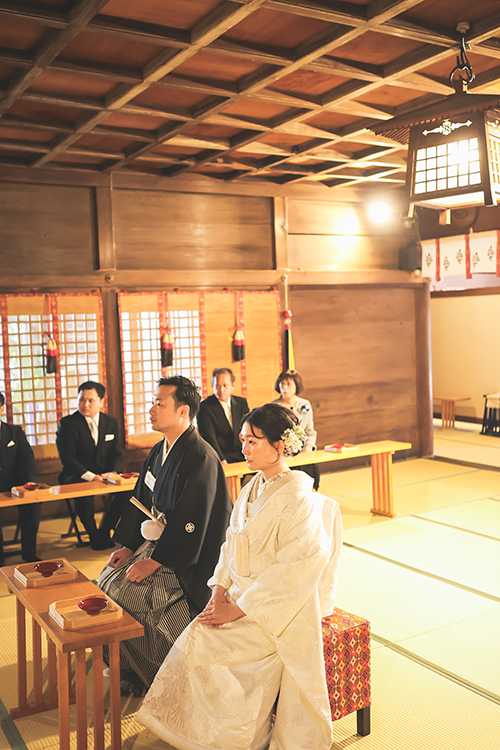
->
[369,25,500,216]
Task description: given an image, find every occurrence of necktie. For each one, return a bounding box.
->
[89,418,98,445]
[222,401,232,427]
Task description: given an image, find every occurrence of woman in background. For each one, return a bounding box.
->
[137,403,342,750]
[273,369,320,489]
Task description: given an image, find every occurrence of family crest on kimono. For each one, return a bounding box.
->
[98,375,232,697]
[137,402,343,750]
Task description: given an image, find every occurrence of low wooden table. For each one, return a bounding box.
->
[0,563,143,750]
[434,396,470,430]
[224,440,412,518]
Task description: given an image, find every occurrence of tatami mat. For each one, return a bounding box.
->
[330,647,500,750]
[336,547,500,643]
[416,498,500,540]
[399,610,500,698]
[344,517,500,599]
[3,454,500,750]
[434,422,500,468]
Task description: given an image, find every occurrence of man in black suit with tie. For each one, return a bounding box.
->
[0,391,40,565]
[197,368,249,464]
[56,380,123,550]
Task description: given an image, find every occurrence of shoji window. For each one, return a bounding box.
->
[118,291,281,449]
[0,294,106,459]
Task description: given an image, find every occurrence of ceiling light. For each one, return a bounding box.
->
[368,201,391,223]
[368,23,500,216]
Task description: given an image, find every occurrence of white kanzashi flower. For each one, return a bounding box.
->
[281,425,306,456]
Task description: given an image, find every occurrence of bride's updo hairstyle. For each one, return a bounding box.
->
[241,403,303,457]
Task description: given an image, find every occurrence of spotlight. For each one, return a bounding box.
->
[368,201,391,223]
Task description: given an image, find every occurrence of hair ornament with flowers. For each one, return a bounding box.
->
[281,424,306,456]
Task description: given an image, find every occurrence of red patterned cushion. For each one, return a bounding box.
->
[322,608,371,721]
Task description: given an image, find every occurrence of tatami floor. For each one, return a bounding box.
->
[1,426,500,749]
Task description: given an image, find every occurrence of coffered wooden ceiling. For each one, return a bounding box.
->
[1,0,500,192]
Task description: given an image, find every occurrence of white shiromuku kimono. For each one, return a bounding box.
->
[136,469,343,750]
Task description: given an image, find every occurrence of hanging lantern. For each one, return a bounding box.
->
[232,327,245,362]
[369,24,500,216]
[283,309,295,371]
[160,328,173,368]
[46,336,58,374]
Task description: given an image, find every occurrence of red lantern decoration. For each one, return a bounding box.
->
[282,310,295,370]
[232,328,245,362]
[46,336,58,374]
[160,328,173,368]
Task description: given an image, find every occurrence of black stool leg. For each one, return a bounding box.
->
[63,499,87,546]
[356,706,371,736]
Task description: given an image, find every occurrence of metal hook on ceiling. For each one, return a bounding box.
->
[449,22,475,91]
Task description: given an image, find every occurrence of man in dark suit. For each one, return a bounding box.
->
[0,392,40,565]
[197,368,249,464]
[56,380,123,550]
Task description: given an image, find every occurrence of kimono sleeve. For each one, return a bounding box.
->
[207,533,232,590]
[237,493,339,638]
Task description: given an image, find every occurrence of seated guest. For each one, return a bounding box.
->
[98,376,232,696]
[56,380,122,550]
[273,369,320,490]
[197,367,249,464]
[0,392,41,565]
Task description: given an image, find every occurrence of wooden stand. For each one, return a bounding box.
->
[0,565,143,750]
[434,396,470,430]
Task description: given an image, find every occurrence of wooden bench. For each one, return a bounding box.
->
[0,477,138,550]
[434,396,470,430]
[224,440,411,517]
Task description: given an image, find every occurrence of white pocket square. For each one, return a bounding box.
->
[7,440,15,447]
[104,434,115,441]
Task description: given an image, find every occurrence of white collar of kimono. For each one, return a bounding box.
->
[161,434,181,464]
[235,470,298,526]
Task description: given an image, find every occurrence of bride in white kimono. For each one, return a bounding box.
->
[137,403,343,750]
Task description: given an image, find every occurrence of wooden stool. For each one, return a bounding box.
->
[322,608,371,736]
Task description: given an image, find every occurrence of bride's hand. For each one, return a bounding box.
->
[197,599,245,628]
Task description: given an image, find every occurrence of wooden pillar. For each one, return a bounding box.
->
[415,279,433,456]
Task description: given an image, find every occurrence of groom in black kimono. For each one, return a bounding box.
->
[98,375,232,696]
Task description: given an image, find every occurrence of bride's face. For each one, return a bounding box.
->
[240,421,283,473]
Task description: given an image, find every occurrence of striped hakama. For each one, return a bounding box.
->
[98,539,191,696]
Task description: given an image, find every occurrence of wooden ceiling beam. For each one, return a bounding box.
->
[34,0,268,167]
[0,1,67,28]
[0,0,111,118]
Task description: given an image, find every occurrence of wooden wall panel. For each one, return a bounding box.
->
[288,235,400,271]
[286,198,406,271]
[204,293,245,395]
[113,189,274,271]
[243,292,281,409]
[0,182,95,276]
[289,286,419,450]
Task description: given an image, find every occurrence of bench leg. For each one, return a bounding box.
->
[370,452,395,517]
[357,706,370,736]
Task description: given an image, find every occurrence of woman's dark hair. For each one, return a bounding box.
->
[274,369,304,395]
[241,403,303,456]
